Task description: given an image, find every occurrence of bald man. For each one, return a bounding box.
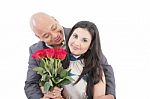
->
[24,12,116,99]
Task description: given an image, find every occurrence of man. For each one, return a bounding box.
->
[24,12,116,99]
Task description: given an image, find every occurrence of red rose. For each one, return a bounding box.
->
[44,48,55,58]
[32,50,46,59]
[55,48,67,60]
[32,48,73,92]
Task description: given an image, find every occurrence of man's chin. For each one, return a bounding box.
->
[53,42,64,47]
[47,40,64,47]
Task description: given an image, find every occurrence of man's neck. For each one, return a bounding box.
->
[51,44,63,48]
[45,41,65,48]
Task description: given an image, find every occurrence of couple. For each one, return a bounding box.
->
[24,12,116,99]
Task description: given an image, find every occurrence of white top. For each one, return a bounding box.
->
[63,59,87,99]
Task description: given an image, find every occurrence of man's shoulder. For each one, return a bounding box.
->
[64,27,71,34]
[63,27,71,39]
[64,27,71,30]
[29,41,45,52]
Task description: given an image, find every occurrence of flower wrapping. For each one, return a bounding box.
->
[32,48,74,93]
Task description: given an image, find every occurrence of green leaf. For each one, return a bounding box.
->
[41,74,48,81]
[57,66,63,74]
[60,69,68,78]
[44,82,51,93]
[52,77,64,85]
[33,67,44,75]
[49,79,53,87]
[65,76,74,81]
[59,79,72,86]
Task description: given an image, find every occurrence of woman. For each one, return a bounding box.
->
[62,21,106,99]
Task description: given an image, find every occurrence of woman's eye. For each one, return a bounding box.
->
[73,34,78,38]
[83,39,88,42]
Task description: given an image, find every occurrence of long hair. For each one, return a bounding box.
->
[63,21,104,99]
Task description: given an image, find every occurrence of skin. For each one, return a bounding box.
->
[30,12,64,48]
[68,28,106,99]
[68,28,92,55]
[41,87,63,99]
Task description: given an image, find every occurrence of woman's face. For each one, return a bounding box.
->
[68,28,92,55]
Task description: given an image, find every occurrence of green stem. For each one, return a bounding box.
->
[42,58,52,77]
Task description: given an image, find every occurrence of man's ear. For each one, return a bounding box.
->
[35,34,41,39]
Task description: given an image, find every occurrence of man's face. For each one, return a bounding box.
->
[34,17,64,47]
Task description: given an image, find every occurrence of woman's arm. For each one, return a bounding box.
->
[93,72,106,99]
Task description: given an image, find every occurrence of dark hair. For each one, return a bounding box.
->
[63,21,103,99]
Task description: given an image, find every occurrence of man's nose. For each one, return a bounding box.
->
[51,31,59,38]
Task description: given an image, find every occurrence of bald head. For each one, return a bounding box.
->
[30,12,58,34]
[30,12,64,47]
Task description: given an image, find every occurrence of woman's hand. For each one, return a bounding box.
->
[41,87,64,99]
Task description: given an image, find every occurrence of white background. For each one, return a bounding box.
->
[0,0,149,99]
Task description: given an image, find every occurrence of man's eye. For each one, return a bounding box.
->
[44,34,49,38]
[58,30,63,33]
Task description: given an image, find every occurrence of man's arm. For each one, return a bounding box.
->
[101,54,116,99]
[24,47,43,99]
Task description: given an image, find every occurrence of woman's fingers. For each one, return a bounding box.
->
[44,92,57,98]
[41,86,64,99]
[53,87,63,92]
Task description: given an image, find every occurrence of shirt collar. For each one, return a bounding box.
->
[69,54,82,61]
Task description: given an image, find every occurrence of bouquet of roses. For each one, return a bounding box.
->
[32,48,74,93]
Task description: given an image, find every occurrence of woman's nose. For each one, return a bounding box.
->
[74,40,80,46]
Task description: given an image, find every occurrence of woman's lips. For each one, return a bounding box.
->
[71,45,80,50]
